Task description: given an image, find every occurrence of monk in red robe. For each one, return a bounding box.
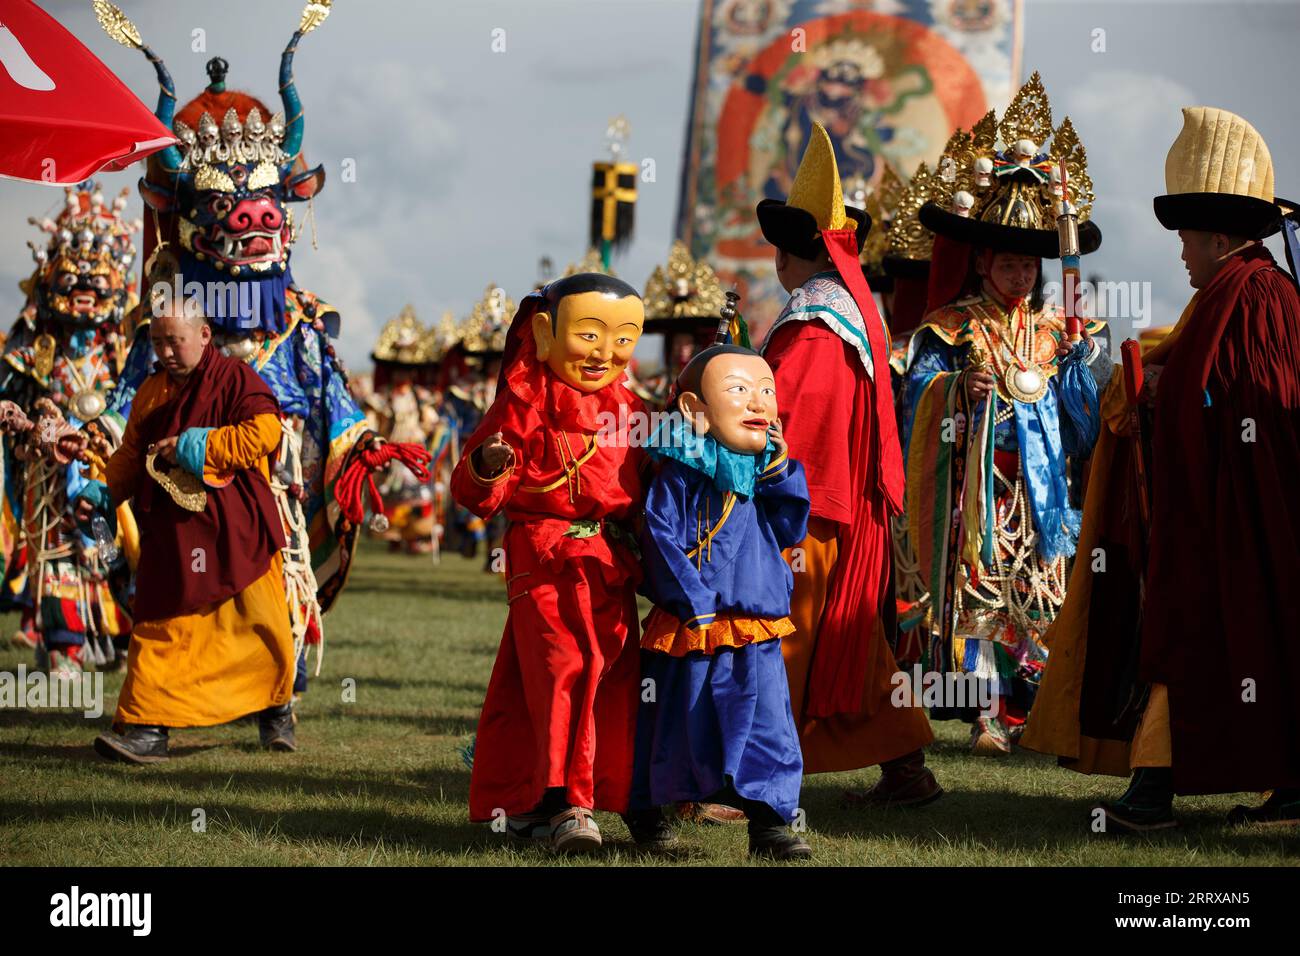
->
[1026,107,1300,830]
[451,273,646,852]
[756,123,939,805]
[77,302,296,763]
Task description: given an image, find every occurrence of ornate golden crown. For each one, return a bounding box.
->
[642,241,726,322]
[888,162,939,262]
[372,304,439,365]
[460,284,515,354]
[807,36,886,79]
[928,72,1094,230]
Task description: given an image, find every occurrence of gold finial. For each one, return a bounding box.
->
[643,241,726,322]
[92,1,143,49]
[299,1,333,35]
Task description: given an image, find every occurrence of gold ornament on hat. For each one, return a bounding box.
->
[930,72,1094,230]
[434,310,461,355]
[460,285,515,354]
[786,122,850,233]
[643,241,726,322]
[889,162,939,263]
[372,304,437,365]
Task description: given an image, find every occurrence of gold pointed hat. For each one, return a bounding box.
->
[917,72,1102,259]
[642,241,726,333]
[757,122,870,259]
[1153,107,1284,238]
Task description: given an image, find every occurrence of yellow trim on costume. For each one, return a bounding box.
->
[758,450,788,480]
[641,607,796,656]
[253,313,302,373]
[467,447,514,487]
[519,434,597,494]
[686,491,736,561]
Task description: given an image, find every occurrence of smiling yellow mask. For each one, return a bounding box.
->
[531,281,645,393]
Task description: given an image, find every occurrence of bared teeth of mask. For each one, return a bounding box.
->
[220,234,234,258]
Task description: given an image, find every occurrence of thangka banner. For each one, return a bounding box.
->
[677,0,1023,337]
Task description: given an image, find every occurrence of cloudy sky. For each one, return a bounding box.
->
[2,0,1296,368]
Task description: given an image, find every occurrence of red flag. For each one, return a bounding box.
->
[0,0,176,184]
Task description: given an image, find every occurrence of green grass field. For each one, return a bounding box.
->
[1,539,1296,866]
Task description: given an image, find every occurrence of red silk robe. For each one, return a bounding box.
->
[451,365,645,821]
[765,318,932,771]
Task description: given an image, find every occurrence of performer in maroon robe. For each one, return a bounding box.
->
[1091,108,1300,830]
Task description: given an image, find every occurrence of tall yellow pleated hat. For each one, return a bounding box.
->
[1154,107,1284,238]
[757,122,870,259]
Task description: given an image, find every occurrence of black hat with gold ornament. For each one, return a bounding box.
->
[642,241,728,336]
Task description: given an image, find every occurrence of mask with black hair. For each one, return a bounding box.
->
[527,273,646,393]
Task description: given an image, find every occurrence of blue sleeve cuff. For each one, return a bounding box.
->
[176,427,214,478]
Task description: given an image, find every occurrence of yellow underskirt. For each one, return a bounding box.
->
[114,552,294,728]
[640,606,794,656]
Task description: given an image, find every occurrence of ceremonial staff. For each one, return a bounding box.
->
[1057,162,1083,343]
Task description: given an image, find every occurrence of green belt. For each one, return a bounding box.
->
[561,517,641,560]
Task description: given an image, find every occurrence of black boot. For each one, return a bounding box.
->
[1227,788,1300,827]
[744,800,811,861]
[1101,767,1176,832]
[622,807,679,849]
[94,725,169,764]
[258,703,296,752]
[747,823,812,861]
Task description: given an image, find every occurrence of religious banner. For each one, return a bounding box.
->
[677,0,1023,337]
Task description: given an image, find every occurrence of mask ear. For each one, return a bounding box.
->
[677,391,708,435]
[139,177,176,214]
[531,311,554,361]
[284,165,326,202]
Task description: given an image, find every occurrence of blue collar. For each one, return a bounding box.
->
[648,413,773,496]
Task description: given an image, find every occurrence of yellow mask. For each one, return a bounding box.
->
[531,291,645,392]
